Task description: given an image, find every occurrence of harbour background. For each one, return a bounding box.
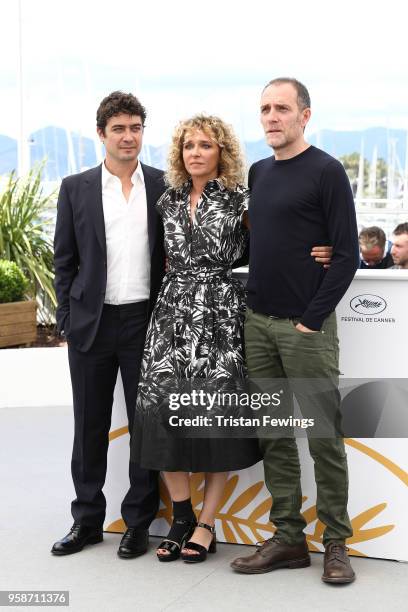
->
[1,0,408,238]
[1,125,407,239]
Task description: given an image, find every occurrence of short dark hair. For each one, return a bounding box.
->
[359,226,386,250]
[263,77,311,110]
[96,91,147,134]
[393,222,408,236]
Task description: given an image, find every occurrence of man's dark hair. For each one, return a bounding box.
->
[359,226,386,250]
[263,77,311,110]
[393,222,408,236]
[96,91,147,134]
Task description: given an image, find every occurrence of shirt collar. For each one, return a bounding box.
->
[208,177,225,191]
[180,176,225,196]
[101,160,144,189]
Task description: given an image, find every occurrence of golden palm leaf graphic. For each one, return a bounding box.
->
[107,430,400,554]
[107,475,395,556]
[305,502,394,555]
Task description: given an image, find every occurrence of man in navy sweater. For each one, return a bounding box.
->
[231,78,359,583]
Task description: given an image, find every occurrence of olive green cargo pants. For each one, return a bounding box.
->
[245,308,353,546]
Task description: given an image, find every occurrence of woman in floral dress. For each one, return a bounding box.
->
[132,115,260,562]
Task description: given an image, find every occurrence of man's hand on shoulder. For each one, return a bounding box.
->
[311,245,333,268]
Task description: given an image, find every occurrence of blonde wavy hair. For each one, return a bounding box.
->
[165,114,246,190]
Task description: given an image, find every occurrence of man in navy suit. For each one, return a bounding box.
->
[52,91,166,558]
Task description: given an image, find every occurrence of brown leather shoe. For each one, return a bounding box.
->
[230,537,311,574]
[322,542,356,584]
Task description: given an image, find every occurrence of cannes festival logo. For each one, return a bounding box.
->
[350,294,387,315]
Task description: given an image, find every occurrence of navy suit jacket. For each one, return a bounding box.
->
[54,162,166,352]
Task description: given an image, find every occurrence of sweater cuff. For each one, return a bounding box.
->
[299,312,325,331]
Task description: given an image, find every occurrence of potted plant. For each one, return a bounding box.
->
[0,164,57,325]
[0,259,36,347]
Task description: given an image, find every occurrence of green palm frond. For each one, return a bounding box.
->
[0,163,57,322]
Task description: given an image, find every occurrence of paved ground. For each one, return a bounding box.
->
[1,405,407,612]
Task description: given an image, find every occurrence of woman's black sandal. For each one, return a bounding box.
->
[181,522,217,563]
[156,517,197,562]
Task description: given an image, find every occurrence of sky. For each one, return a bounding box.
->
[1,0,408,146]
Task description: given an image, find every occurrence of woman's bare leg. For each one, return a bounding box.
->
[182,471,229,555]
[162,471,191,501]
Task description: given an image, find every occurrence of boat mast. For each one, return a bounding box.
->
[403,130,408,210]
[368,145,377,197]
[17,0,30,176]
[356,139,365,201]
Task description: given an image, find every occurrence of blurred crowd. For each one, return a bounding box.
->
[358,222,408,270]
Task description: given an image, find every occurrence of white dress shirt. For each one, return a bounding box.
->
[102,162,150,304]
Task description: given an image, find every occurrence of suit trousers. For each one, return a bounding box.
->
[244,308,353,546]
[67,302,159,528]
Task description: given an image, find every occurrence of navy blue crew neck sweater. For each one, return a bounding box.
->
[246,145,359,330]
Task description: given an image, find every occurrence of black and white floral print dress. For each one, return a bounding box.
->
[132,179,260,472]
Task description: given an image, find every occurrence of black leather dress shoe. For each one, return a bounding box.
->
[117,528,149,559]
[51,524,103,556]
